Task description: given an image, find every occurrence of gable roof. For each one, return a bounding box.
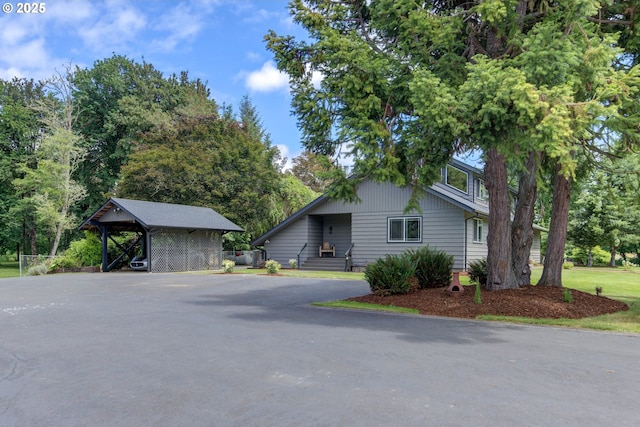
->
[79,198,243,233]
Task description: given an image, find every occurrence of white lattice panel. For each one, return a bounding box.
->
[150,229,222,273]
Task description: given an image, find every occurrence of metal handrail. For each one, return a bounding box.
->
[344,243,355,272]
[296,242,308,270]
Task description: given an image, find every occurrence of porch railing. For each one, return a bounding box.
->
[296,242,307,270]
[344,243,354,272]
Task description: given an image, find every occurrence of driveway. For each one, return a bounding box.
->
[1,272,638,426]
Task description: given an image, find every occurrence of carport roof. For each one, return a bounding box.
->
[79,197,244,233]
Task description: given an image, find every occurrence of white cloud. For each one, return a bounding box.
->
[276,144,297,171]
[151,4,205,52]
[45,0,95,24]
[77,3,147,52]
[245,61,289,93]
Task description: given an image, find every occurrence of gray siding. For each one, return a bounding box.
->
[465,215,489,269]
[264,216,309,266]
[321,214,351,256]
[262,180,478,270]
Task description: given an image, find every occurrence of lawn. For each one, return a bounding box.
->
[0,261,20,279]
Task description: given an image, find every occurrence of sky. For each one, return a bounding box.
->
[0,0,308,168]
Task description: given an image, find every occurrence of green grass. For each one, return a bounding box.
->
[313,300,419,315]
[201,266,365,281]
[0,261,20,278]
[495,266,640,334]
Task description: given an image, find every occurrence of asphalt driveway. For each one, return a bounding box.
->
[1,272,639,426]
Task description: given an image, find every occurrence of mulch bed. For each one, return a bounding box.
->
[347,285,629,319]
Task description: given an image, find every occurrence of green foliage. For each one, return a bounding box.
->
[288,258,297,269]
[563,262,574,270]
[364,254,417,296]
[73,54,218,215]
[48,232,102,270]
[563,288,573,304]
[118,114,281,240]
[569,246,610,266]
[474,281,482,304]
[265,260,281,274]
[406,246,453,289]
[468,258,488,287]
[222,259,235,273]
[27,263,47,276]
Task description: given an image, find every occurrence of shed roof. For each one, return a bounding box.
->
[79,198,243,233]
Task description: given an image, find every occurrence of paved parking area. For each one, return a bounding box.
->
[1,272,639,426]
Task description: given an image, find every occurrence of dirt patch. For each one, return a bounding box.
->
[347,285,629,319]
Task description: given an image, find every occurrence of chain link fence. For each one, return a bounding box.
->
[19,255,61,277]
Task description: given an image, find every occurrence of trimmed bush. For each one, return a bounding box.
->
[364,254,417,296]
[468,258,487,287]
[222,259,235,273]
[265,260,281,274]
[406,246,454,289]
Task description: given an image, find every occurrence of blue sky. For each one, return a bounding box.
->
[0,0,307,168]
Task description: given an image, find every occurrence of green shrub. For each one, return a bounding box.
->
[467,258,487,286]
[48,232,103,271]
[474,281,482,304]
[288,258,297,269]
[27,263,47,276]
[406,246,453,289]
[569,246,610,266]
[265,260,281,274]
[364,254,417,296]
[563,288,573,303]
[563,261,574,270]
[222,259,235,273]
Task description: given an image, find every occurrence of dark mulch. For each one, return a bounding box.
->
[347,285,629,319]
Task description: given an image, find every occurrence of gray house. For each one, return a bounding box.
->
[251,159,543,271]
[80,198,243,273]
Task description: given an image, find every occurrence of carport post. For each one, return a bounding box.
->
[146,230,152,272]
[100,225,109,272]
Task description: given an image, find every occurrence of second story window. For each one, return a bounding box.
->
[445,165,468,194]
[476,179,488,202]
[473,219,484,243]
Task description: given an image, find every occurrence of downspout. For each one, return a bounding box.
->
[464,216,472,271]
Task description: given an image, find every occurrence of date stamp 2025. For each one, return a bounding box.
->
[2,2,46,14]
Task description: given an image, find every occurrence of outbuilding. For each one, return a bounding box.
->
[79,198,243,273]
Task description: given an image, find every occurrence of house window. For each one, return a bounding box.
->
[388,217,422,243]
[445,165,468,193]
[476,179,488,202]
[473,219,483,243]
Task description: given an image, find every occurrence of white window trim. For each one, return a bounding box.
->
[473,219,484,243]
[444,165,469,194]
[476,179,488,202]
[387,216,422,243]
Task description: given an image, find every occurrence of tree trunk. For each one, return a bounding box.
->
[587,247,593,267]
[537,163,571,287]
[29,226,37,256]
[485,147,518,290]
[511,150,538,286]
[609,247,617,267]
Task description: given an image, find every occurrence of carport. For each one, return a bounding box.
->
[79,198,243,272]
